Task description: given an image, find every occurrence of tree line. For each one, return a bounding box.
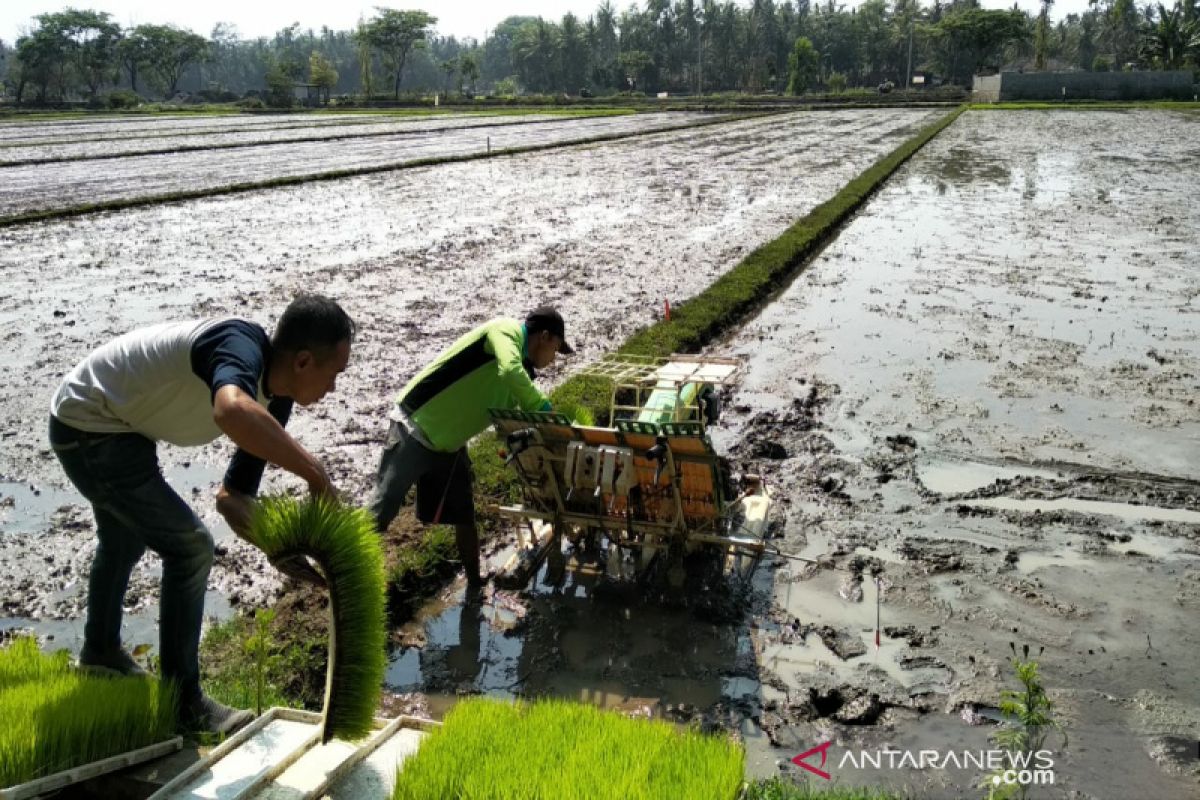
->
[2,0,1198,106]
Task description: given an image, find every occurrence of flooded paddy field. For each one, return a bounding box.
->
[4,105,1194,798]
[0,107,938,620]
[0,112,561,164]
[0,111,388,143]
[704,108,1199,797]
[0,111,735,218]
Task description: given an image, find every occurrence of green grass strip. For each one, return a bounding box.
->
[0,636,177,789]
[969,100,1200,111]
[0,111,640,166]
[392,697,744,800]
[247,496,386,742]
[0,111,762,228]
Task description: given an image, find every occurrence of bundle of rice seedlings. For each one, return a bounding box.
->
[247,496,386,743]
[392,697,745,800]
[554,401,595,427]
[0,636,177,789]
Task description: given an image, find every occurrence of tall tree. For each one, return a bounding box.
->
[786,35,819,93]
[590,1,619,89]
[14,26,69,103]
[559,13,589,93]
[357,8,436,99]
[134,25,208,97]
[459,50,480,94]
[1035,0,1055,68]
[927,6,1029,85]
[117,27,156,93]
[53,9,122,99]
[309,50,338,102]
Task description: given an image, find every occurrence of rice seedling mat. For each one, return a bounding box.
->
[148,708,437,800]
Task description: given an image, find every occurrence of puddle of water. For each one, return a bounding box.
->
[916,459,1063,495]
[1014,549,1091,574]
[773,572,950,692]
[0,480,73,534]
[2,589,232,657]
[1110,531,1199,559]
[386,566,749,720]
[968,496,1200,526]
[0,462,227,536]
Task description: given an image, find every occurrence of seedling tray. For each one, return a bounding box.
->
[149,707,436,800]
[0,736,182,800]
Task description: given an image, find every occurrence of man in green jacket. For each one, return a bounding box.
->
[370,307,572,584]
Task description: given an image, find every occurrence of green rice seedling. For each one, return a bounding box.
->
[553,401,595,427]
[392,697,744,800]
[247,495,386,743]
[0,636,177,789]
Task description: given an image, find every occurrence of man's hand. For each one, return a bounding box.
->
[306,462,337,500]
[269,552,327,587]
[215,486,255,539]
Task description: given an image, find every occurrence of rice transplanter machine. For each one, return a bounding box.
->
[489,353,772,589]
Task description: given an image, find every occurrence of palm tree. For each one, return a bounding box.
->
[1140,2,1186,67]
[1035,0,1055,69]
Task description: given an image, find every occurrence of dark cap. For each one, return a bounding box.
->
[525,306,573,355]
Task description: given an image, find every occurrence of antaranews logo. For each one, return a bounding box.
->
[791,742,1057,786]
[791,741,833,780]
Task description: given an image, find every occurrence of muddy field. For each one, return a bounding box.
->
[0,112,560,164]
[376,109,1200,800]
[3,106,1194,798]
[0,107,938,619]
[709,108,1199,797]
[0,112,385,142]
[0,111,734,218]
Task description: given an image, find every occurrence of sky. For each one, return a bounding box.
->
[2,0,1097,46]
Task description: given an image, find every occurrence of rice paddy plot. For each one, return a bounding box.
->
[0,112,734,219]
[0,113,567,164]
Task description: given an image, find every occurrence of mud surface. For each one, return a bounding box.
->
[377,109,1198,799]
[703,108,1199,797]
[0,112,737,217]
[9,107,1190,797]
[0,113,548,163]
[0,112,382,143]
[0,107,938,625]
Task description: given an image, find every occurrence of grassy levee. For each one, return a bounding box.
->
[0,111,763,228]
[0,110,641,166]
[969,100,1200,111]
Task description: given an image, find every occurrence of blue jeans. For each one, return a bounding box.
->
[49,416,212,703]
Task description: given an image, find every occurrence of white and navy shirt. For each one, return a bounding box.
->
[50,318,292,495]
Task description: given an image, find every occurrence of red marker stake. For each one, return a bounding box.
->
[664,298,671,321]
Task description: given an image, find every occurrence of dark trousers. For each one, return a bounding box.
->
[50,416,212,703]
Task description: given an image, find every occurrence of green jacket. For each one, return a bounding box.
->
[397,318,550,452]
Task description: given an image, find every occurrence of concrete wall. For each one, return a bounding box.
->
[972,74,1002,102]
[972,71,1195,102]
